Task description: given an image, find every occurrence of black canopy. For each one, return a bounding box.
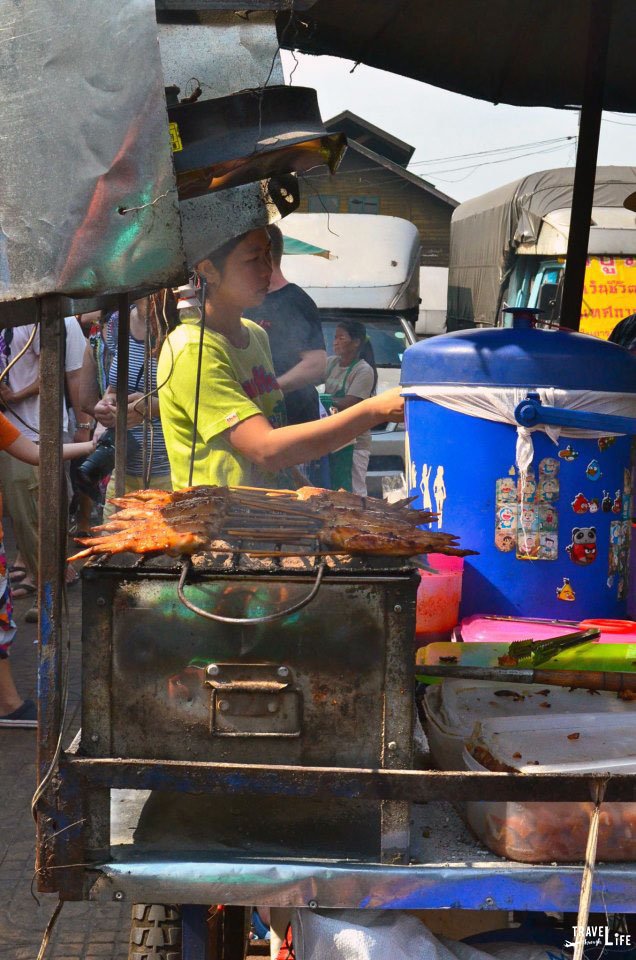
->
[278,0,636,112]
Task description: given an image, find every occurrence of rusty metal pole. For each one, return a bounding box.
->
[559,0,613,331]
[35,296,66,891]
[115,294,129,497]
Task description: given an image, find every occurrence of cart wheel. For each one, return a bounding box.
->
[128,903,181,960]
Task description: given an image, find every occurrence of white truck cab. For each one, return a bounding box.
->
[279,213,420,496]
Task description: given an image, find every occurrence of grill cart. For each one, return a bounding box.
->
[0,2,633,959]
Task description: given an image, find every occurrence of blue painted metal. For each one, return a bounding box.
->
[93,858,636,913]
[515,395,636,434]
[182,905,210,960]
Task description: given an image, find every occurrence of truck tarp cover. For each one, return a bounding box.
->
[447,166,636,329]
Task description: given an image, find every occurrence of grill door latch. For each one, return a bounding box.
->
[204,662,302,737]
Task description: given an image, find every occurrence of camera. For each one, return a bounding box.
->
[76,428,140,500]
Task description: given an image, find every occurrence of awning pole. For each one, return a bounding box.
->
[559,0,613,332]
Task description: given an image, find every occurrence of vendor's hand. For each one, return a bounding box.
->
[126,392,147,427]
[94,395,117,428]
[370,387,404,424]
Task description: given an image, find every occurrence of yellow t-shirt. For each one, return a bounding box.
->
[158,319,287,490]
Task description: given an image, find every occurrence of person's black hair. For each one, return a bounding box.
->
[336,319,378,391]
[608,313,636,352]
[206,232,250,272]
[267,224,284,267]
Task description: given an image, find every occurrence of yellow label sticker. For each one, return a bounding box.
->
[169,122,183,153]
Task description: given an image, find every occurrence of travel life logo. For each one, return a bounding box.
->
[563,925,632,950]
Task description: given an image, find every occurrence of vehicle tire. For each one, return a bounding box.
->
[128,903,182,960]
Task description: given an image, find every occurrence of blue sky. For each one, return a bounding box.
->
[283,52,635,204]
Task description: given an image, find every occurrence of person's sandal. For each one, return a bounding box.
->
[12,582,37,599]
[0,699,37,727]
[8,565,27,585]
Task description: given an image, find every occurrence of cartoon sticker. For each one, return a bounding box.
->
[556,577,576,602]
[602,490,613,513]
[495,459,560,558]
[612,489,623,514]
[539,457,560,477]
[558,445,579,461]
[588,497,600,513]
[539,533,558,560]
[538,503,558,531]
[537,475,560,502]
[496,477,517,503]
[566,526,597,565]
[517,532,540,560]
[598,436,616,452]
[495,529,516,552]
[496,504,518,530]
[519,504,539,532]
[585,459,602,481]
[517,471,537,503]
[571,492,590,514]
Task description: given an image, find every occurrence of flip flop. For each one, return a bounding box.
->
[11,582,37,599]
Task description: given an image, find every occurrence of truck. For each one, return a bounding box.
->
[278,212,420,496]
[447,165,636,337]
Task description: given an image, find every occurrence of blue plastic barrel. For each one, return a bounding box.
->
[401,326,636,620]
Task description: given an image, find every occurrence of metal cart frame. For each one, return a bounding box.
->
[30,298,636,960]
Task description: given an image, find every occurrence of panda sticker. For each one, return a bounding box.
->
[566,527,597,566]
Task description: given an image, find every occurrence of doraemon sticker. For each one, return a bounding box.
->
[495,459,561,558]
[558,445,579,462]
[517,471,537,503]
[537,475,559,502]
[496,503,518,530]
[566,526,598,565]
[585,459,602,481]
[556,577,576,602]
[496,477,517,503]
[539,457,560,477]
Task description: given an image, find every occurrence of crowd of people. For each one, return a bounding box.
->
[0,223,401,727]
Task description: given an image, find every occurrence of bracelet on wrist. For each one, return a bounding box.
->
[77,422,93,430]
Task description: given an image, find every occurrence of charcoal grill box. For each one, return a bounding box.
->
[80,552,418,862]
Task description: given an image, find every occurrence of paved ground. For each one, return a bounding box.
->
[0,531,131,960]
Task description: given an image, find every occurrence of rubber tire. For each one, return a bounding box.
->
[128,903,182,960]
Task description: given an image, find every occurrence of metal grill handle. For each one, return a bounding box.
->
[177,557,327,625]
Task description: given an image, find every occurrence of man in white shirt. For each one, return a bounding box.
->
[0,317,89,597]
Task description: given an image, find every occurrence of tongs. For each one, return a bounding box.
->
[507,626,601,666]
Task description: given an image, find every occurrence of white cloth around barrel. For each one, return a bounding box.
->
[403,386,636,473]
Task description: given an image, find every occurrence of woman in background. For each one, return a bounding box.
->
[324,319,377,495]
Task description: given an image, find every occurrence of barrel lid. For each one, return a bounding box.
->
[401,327,636,392]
